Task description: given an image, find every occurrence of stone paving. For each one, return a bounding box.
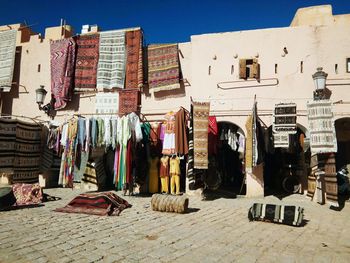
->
[0,187,350,263]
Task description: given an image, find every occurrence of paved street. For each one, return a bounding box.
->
[0,187,350,263]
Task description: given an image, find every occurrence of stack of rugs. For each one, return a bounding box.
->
[248,203,304,227]
[0,118,43,184]
[273,103,297,148]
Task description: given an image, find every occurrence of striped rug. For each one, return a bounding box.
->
[97,30,126,90]
[193,101,210,169]
[125,30,143,89]
[0,119,17,174]
[74,33,100,93]
[50,37,76,110]
[147,44,180,92]
[273,103,297,148]
[0,29,17,92]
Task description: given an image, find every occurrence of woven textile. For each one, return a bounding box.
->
[0,119,17,173]
[13,121,42,184]
[273,103,297,148]
[95,92,119,114]
[248,203,304,227]
[50,38,76,110]
[193,101,210,169]
[97,30,126,90]
[55,191,131,216]
[148,44,180,92]
[118,89,139,115]
[187,104,195,184]
[307,100,337,154]
[12,183,43,206]
[125,30,143,89]
[74,33,99,93]
[0,29,17,92]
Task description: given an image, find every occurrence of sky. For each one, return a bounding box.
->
[1,0,350,44]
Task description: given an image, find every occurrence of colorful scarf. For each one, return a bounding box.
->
[0,29,17,92]
[307,100,337,154]
[125,30,143,89]
[148,44,180,92]
[74,33,99,93]
[97,30,126,90]
[193,101,210,169]
[118,89,139,115]
[50,38,76,110]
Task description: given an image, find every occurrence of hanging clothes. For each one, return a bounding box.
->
[162,112,176,155]
[160,156,170,193]
[170,156,181,195]
[175,108,189,155]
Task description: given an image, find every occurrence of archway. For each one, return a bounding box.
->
[335,117,350,170]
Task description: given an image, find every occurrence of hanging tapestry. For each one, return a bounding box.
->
[50,37,76,110]
[147,44,180,92]
[118,89,139,115]
[187,104,195,186]
[95,92,119,114]
[0,119,17,173]
[97,30,126,90]
[245,114,253,171]
[193,101,210,169]
[125,30,143,89]
[74,33,99,93]
[208,116,218,156]
[0,29,17,92]
[307,100,337,154]
[55,191,131,216]
[12,121,42,184]
[273,103,297,148]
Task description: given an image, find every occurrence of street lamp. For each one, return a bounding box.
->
[35,85,53,116]
[312,67,329,100]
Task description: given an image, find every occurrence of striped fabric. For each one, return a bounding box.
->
[0,29,17,92]
[97,30,126,90]
[50,38,76,110]
[147,44,180,92]
[187,104,195,188]
[248,203,304,226]
[193,101,210,169]
[0,119,17,173]
[307,100,337,154]
[273,103,297,148]
[125,30,143,89]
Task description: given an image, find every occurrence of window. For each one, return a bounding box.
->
[239,58,259,79]
[37,64,41,72]
[300,61,303,73]
[231,65,234,75]
[275,64,278,74]
[208,65,211,75]
[335,64,338,74]
[347,58,350,73]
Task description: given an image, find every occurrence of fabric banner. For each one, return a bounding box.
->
[118,89,139,115]
[273,103,297,148]
[193,101,210,169]
[95,92,119,114]
[50,38,76,110]
[125,30,143,89]
[0,119,17,173]
[0,29,17,92]
[307,100,337,154]
[74,33,100,93]
[148,44,180,92]
[97,30,126,90]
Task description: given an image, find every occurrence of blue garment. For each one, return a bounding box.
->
[91,118,97,148]
[77,118,86,146]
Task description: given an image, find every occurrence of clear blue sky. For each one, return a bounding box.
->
[1,0,349,44]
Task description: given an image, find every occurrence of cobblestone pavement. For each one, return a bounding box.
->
[0,188,350,263]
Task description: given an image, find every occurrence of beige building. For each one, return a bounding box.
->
[1,5,350,194]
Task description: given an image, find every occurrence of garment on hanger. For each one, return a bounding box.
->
[160,155,170,193]
[175,108,189,155]
[162,111,176,155]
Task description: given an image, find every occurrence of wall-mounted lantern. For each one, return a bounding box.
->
[312,67,328,91]
[35,85,53,116]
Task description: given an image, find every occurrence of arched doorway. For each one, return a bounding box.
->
[264,124,308,195]
[335,117,350,170]
[204,121,245,193]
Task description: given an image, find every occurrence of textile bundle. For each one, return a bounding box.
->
[273,103,297,148]
[248,203,304,227]
[147,44,180,92]
[50,38,76,110]
[125,30,143,89]
[55,192,131,216]
[12,183,43,206]
[193,101,210,169]
[307,100,337,154]
[74,33,100,93]
[0,119,42,184]
[95,92,119,114]
[97,30,126,90]
[0,29,17,92]
[118,89,140,115]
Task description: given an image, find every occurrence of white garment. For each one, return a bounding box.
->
[163,133,175,152]
[85,117,90,152]
[128,112,143,142]
[111,117,118,150]
[60,123,68,147]
[104,117,111,147]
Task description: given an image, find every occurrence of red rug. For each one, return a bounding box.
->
[125,30,143,89]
